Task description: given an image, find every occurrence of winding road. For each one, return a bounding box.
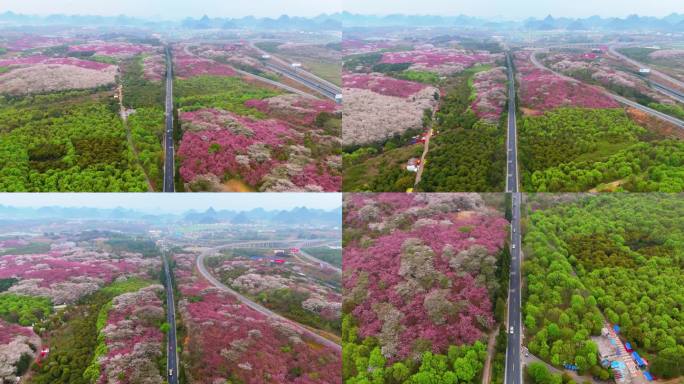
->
[163,45,175,192]
[296,248,341,275]
[196,251,342,352]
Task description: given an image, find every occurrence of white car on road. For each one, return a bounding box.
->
[509,326,514,334]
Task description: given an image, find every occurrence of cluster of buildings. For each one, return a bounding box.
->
[594,324,654,384]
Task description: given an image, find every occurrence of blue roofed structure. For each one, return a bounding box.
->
[632,352,646,367]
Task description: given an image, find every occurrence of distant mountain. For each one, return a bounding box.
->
[230,212,251,224]
[338,11,684,32]
[0,11,341,31]
[1,10,681,32]
[183,207,223,224]
[0,204,151,220]
[0,204,342,226]
[180,14,341,31]
[336,12,499,28]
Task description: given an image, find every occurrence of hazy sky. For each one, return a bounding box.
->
[0,0,341,19]
[343,0,683,19]
[0,193,341,214]
[2,0,680,20]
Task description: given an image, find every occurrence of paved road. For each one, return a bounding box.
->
[503,51,523,384]
[163,45,175,192]
[608,93,684,128]
[505,52,520,194]
[250,42,341,98]
[234,68,319,99]
[530,50,684,129]
[297,248,341,274]
[215,238,338,250]
[162,245,179,384]
[265,63,338,100]
[196,252,342,352]
[608,45,684,90]
[540,44,684,104]
[649,81,684,104]
[179,43,317,99]
[506,193,523,384]
[523,350,603,384]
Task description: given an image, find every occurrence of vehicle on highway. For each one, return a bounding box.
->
[512,244,516,249]
[169,369,173,376]
[510,326,514,334]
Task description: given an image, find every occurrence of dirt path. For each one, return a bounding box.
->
[414,109,438,188]
[588,179,626,193]
[482,328,499,384]
[117,84,155,191]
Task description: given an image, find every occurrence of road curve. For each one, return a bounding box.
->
[530,50,684,129]
[196,252,342,352]
[162,247,179,384]
[296,248,341,275]
[163,45,175,192]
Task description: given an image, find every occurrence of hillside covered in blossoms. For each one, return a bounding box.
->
[0,229,167,384]
[174,252,341,383]
[173,42,342,192]
[0,19,342,192]
[343,193,510,383]
[342,35,508,192]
